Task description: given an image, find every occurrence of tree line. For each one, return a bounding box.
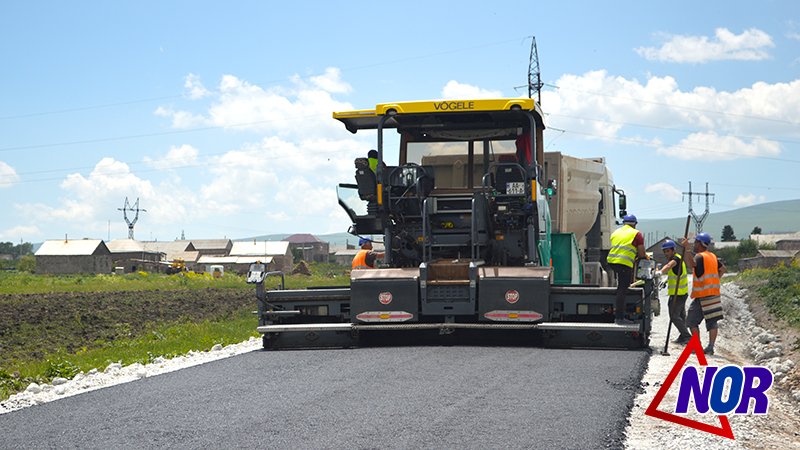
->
[0,242,34,259]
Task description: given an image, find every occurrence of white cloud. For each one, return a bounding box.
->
[0,161,20,188]
[184,73,210,99]
[154,106,206,128]
[441,80,504,99]
[787,32,800,41]
[541,70,800,160]
[15,158,205,240]
[156,71,356,141]
[199,135,363,218]
[733,193,766,207]
[0,225,41,241]
[644,182,682,202]
[309,68,352,94]
[144,144,199,170]
[656,131,781,161]
[636,28,774,63]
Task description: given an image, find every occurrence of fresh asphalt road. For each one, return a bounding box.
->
[0,345,648,449]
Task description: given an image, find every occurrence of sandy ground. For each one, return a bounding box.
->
[625,282,800,449]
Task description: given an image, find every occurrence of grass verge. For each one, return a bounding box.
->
[0,262,351,401]
[0,309,259,401]
[735,261,800,329]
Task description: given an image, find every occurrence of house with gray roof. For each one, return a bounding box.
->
[230,241,292,272]
[141,240,200,270]
[106,239,164,273]
[35,239,112,274]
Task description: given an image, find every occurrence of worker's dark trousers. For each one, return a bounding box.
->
[668,294,691,339]
[610,263,632,319]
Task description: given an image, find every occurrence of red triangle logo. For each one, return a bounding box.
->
[644,333,735,440]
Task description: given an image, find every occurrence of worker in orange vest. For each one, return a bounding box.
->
[681,232,726,355]
[352,238,385,270]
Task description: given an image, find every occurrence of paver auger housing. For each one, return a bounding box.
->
[248,98,654,349]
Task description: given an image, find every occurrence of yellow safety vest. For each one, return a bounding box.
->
[691,251,721,298]
[667,253,689,296]
[607,225,639,268]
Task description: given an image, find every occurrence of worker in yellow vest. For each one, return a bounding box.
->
[352,237,385,270]
[606,214,648,324]
[658,240,691,344]
[681,232,726,355]
[367,150,379,173]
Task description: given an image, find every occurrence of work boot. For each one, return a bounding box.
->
[673,336,690,345]
[703,344,715,355]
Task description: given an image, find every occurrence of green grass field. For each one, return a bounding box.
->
[0,263,350,401]
[736,261,800,329]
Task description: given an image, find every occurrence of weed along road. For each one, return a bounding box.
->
[0,345,647,449]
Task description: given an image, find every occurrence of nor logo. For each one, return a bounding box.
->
[645,334,774,439]
[378,291,393,305]
[504,290,520,304]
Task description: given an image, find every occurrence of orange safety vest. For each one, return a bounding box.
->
[352,249,373,270]
[691,251,721,298]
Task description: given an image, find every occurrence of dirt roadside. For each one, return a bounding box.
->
[625,281,800,449]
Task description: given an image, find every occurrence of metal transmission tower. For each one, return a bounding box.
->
[527,36,543,103]
[682,182,715,234]
[513,36,543,103]
[118,197,146,240]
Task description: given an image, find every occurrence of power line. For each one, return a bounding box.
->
[0,95,184,121]
[543,127,800,164]
[545,112,800,146]
[0,37,529,122]
[0,143,353,186]
[0,113,331,153]
[543,83,800,126]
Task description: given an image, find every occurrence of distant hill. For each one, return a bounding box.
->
[237,199,800,248]
[637,199,800,241]
[238,232,366,247]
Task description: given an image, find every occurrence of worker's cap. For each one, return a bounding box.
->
[622,214,638,224]
[358,237,373,246]
[661,239,676,250]
[368,149,378,158]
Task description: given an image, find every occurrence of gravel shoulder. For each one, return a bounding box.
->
[625,281,800,449]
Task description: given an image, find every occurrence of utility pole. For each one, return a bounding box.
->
[682,182,715,234]
[118,197,146,240]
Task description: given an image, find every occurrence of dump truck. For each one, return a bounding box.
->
[247,98,655,349]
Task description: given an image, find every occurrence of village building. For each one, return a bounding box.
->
[332,248,360,266]
[198,240,292,274]
[285,234,330,263]
[141,240,200,271]
[106,239,163,273]
[739,238,800,270]
[188,239,233,257]
[35,239,112,274]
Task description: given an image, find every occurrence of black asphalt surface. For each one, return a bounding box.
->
[0,346,648,449]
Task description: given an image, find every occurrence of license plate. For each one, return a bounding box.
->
[506,182,525,195]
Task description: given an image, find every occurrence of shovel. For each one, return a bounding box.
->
[661,215,692,356]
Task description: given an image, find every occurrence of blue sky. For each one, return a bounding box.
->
[1,1,799,243]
